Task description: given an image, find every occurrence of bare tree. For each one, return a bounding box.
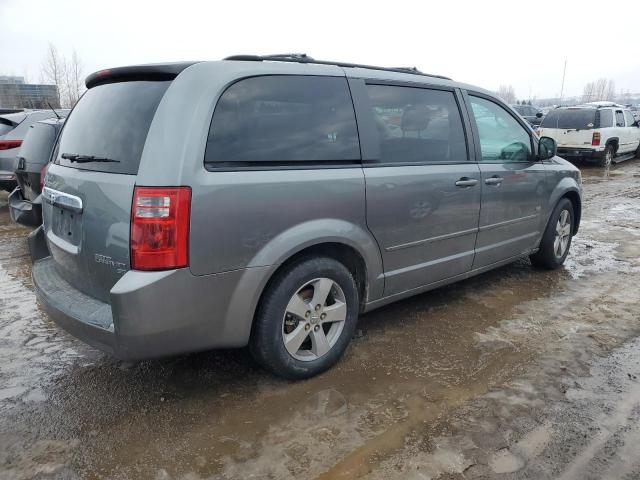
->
[63,50,84,107]
[584,78,617,102]
[582,81,596,103]
[604,80,616,101]
[497,85,516,104]
[41,43,65,106]
[41,44,85,108]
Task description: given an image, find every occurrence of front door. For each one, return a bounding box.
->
[466,94,549,269]
[358,82,481,296]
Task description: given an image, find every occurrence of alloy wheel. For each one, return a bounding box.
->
[553,209,571,258]
[282,278,347,361]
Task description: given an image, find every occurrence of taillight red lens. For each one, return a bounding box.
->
[130,186,191,271]
[0,140,22,150]
[39,163,50,193]
[592,132,601,146]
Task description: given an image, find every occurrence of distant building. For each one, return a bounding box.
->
[0,76,60,109]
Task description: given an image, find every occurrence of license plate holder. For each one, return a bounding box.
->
[52,208,79,244]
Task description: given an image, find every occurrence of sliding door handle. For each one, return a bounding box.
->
[484,176,504,186]
[455,177,479,187]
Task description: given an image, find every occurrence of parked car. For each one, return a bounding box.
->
[510,104,544,127]
[8,117,66,227]
[0,109,69,191]
[538,103,640,167]
[30,55,582,379]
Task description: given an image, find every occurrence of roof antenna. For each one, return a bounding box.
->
[46,101,61,120]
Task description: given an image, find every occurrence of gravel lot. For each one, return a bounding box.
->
[1,160,639,480]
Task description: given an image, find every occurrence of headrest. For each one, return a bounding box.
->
[401,104,431,133]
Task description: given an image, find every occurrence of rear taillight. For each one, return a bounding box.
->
[39,163,50,193]
[0,140,22,150]
[130,187,191,271]
[592,132,601,146]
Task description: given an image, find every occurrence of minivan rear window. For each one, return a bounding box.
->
[541,109,596,130]
[205,76,360,165]
[55,81,170,174]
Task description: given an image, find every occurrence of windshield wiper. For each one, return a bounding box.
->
[61,153,120,163]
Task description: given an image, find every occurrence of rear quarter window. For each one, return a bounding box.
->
[205,76,360,165]
[55,81,170,174]
[598,109,613,128]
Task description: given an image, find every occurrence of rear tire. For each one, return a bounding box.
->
[598,143,615,167]
[530,198,574,270]
[250,256,359,379]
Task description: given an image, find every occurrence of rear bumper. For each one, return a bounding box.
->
[31,250,271,360]
[0,171,17,192]
[557,147,604,159]
[33,258,117,354]
[8,188,42,227]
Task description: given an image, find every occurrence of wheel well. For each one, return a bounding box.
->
[606,138,619,152]
[561,191,581,234]
[257,243,368,316]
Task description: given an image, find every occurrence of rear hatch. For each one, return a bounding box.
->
[15,121,59,201]
[43,79,171,303]
[538,108,596,148]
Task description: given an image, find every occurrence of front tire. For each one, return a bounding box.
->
[250,256,359,379]
[530,198,574,270]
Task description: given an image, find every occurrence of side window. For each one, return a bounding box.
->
[205,76,360,164]
[365,84,467,164]
[615,110,625,127]
[598,109,613,128]
[624,111,635,127]
[469,96,532,162]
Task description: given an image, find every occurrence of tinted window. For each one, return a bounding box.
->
[469,96,532,162]
[541,109,596,129]
[0,122,14,136]
[56,81,170,174]
[205,76,359,164]
[365,85,467,164]
[598,109,613,128]
[624,111,635,126]
[20,123,56,165]
[615,111,625,127]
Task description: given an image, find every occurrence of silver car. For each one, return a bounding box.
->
[0,109,69,191]
[31,55,582,379]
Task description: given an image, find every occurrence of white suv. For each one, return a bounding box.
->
[538,102,640,167]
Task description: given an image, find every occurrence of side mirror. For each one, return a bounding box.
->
[536,112,543,118]
[538,136,556,160]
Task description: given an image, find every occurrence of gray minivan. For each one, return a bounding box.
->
[31,55,582,379]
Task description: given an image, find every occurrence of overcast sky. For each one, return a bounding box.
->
[1,0,638,100]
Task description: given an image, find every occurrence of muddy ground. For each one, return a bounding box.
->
[1,159,639,480]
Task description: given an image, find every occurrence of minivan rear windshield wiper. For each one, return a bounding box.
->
[61,153,121,163]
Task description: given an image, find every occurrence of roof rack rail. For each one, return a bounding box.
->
[223,54,452,81]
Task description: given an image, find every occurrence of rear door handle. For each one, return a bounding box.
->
[484,176,504,186]
[455,177,479,188]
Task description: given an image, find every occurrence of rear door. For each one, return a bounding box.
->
[465,93,548,268]
[43,80,170,303]
[354,80,481,296]
[539,108,595,148]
